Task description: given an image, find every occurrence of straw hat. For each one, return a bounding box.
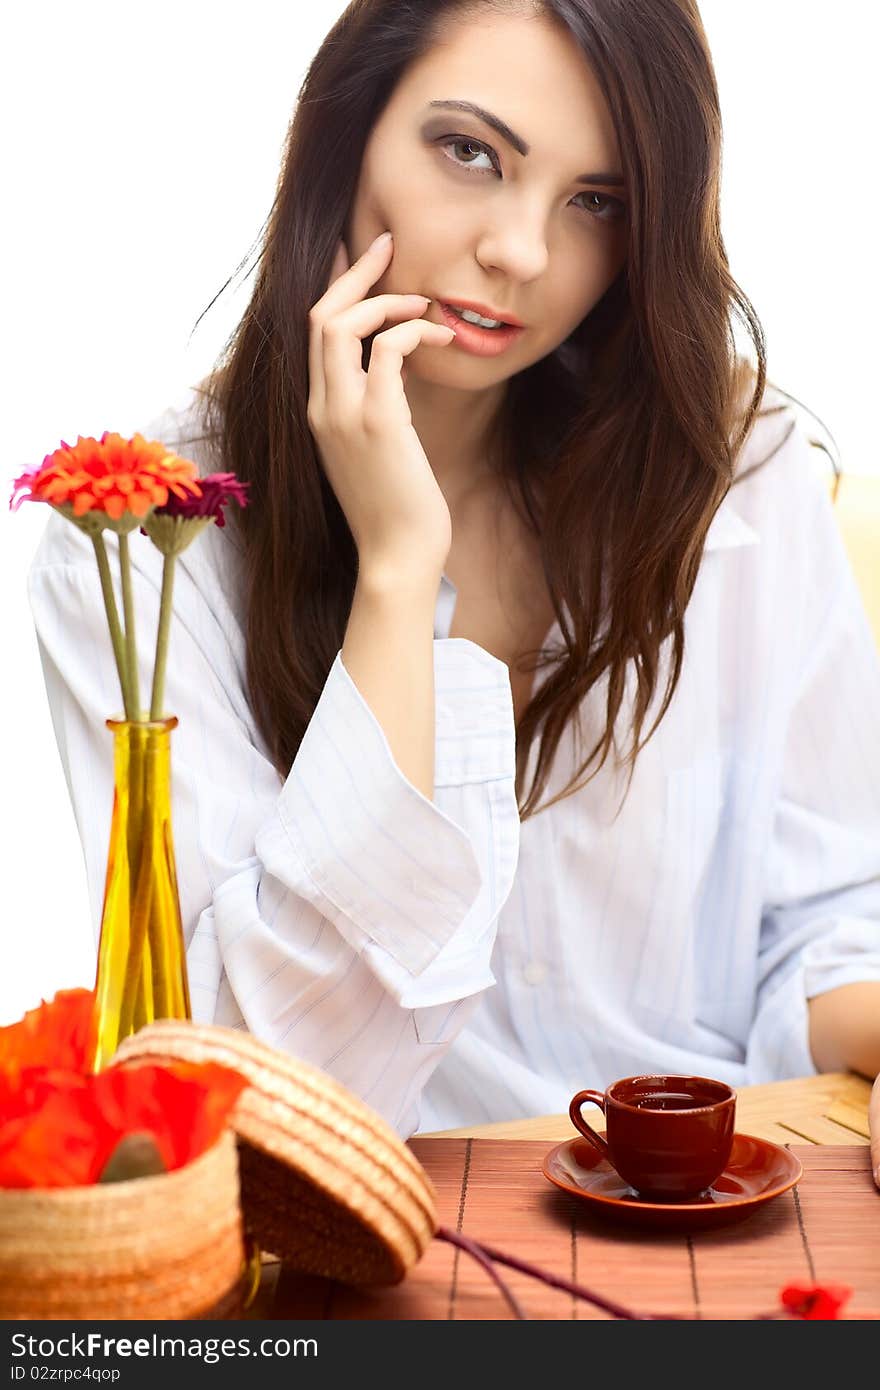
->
[114,1021,437,1287]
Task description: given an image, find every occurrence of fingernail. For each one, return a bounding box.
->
[371,231,392,249]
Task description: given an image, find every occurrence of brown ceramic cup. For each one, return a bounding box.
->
[568,1074,736,1200]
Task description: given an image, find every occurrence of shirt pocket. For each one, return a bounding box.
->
[631,748,728,1024]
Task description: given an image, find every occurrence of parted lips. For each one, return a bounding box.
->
[113,1020,437,1287]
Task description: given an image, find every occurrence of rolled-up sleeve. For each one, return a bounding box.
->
[746,472,880,1081]
[254,640,520,1005]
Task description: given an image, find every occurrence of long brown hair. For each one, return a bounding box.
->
[192,0,796,820]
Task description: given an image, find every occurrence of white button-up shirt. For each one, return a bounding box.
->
[27,387,880,1136]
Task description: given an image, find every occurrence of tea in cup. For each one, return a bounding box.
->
[568,1074,736,1200]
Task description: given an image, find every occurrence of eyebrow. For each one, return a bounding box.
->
[426,99,625,186]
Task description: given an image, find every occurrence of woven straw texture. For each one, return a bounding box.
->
[114,1021,437,1286]
[0,1129,244,1319]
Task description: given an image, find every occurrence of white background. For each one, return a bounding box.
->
[2,2,876,1023]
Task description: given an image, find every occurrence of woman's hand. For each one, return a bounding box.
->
[307,231,457,580]
[870,1073,880,1190]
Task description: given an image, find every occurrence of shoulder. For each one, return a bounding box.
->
[705,380,836,560]
[697,381,863,696]
[735,380,832,497]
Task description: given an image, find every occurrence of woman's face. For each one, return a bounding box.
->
[346,6,629,391]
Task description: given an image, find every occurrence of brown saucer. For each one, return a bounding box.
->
[542,1132,802,1231]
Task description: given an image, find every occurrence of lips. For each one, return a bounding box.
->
[436,298,524,328]
[435,301,525,357]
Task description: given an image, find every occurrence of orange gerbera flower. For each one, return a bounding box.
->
[11,431,201,522]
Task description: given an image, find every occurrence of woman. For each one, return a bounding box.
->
[28,0,880,1148]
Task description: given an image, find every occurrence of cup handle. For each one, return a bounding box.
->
[569,1090,611,1159]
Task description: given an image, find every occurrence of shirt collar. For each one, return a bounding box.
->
[703,494,759,552]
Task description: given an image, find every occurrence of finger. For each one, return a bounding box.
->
[869,1075,880,1188]
[363,319,456,421]
[321,295,432,416]
[327,238,349,289]
[308,246,345,418]
[308,234,391,415]
[316,231,393,318]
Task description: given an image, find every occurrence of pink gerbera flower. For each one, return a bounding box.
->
[152,471,250,528]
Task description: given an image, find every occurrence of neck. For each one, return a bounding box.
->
[404,373,507,517]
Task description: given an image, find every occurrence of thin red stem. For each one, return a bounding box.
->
[435,1227,529,1320]
[438,1232,801,1321]
[475,1236,657,1319]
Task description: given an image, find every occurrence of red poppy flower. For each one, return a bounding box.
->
[0,1061,247,1188]
[0,990,248,1189]
[0,989,96,1075]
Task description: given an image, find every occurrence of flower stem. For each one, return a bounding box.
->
[118,533,141,720]
[116,779,155,1039]
[150,553,176,720]
[91,533,132,719]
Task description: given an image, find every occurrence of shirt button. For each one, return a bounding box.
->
[522,961,547,986]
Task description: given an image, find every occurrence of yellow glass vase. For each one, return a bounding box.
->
[92,716,191,1069]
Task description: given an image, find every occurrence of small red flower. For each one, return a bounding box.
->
[780,1282,852,1319]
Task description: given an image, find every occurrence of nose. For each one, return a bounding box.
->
[474,198,550,285]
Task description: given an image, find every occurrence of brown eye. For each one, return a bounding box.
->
[575,191,627,222]
[438,136,498,174]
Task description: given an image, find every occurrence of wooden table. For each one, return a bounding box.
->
[246,1071,874,1318]
[422,1069,874,1146]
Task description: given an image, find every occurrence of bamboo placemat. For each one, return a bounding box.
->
[263,1140,880,1320]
